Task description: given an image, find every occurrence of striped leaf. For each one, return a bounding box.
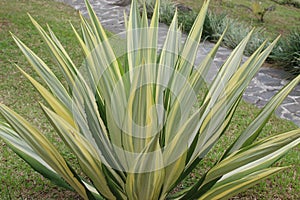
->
[0,0,299,199]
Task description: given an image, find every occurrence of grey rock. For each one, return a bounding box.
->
[283,104,300,113]
[110,0,131,7]
[282,97,295,104]
[245,86,265,94]
[243,95,259,104]
[258,90,277,101]
[256,74,282,87]
[256,99,269,108]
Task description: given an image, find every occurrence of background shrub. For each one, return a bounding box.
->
[270,29,300,75]
[203,12,267,56]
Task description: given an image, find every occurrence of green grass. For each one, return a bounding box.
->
[0,0,83,199]
[0,0,299,199]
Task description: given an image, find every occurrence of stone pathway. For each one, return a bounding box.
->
[56,0,300,126]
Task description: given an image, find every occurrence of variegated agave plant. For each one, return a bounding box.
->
[0,0,299,199]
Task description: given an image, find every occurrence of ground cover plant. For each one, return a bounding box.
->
[0,0,300,199]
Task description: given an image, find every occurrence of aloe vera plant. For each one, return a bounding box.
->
[0,0,299,199]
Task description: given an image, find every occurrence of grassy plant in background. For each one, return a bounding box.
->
[145,0,174,23]
[203,11,267,56]
[0,0,300,200]
[145,0,197,33]
[270,29,300,75]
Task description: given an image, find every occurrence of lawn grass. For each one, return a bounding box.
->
[0,0,299,199]
[0,0,83,199]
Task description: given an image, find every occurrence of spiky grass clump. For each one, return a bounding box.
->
[270,29,300,75]
[0,0,300,199]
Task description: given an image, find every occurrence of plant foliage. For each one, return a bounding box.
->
[0,0,300,199]
[270,29,300,75]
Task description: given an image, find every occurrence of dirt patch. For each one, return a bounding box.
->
[0,19,11,31]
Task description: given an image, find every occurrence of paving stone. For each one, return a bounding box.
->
[256,74,282,87]
[259,67,292,80]
[294,96,300,103]
[244,86,265,94]
[283,103,300,113]
[275,106,285,117]
[288,89,300,97]
[258,90,277,101]
[293,120,300,127]
[282,97,296,104]
[256,99,268,108]
[283,113,293,121]
[242,95,259,104]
